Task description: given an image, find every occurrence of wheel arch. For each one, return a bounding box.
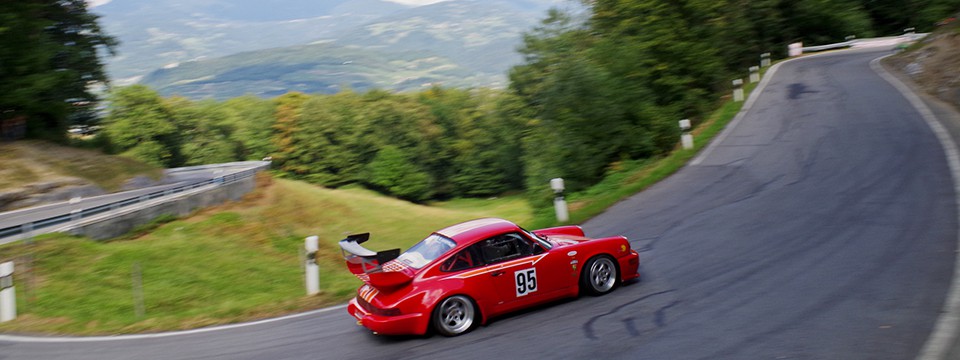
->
[578,253,621,296]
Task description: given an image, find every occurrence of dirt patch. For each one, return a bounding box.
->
[887,15,960,111]
[0,140,162,211]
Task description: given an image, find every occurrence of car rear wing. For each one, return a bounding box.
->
[338,233,401,275]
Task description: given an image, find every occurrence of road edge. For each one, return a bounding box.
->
[0,305,347,343]
[870,55,960,360]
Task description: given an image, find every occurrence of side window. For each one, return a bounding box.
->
[440,247,480,272]
[479,233,537,264]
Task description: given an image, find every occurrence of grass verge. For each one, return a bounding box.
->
[0,174,530,335]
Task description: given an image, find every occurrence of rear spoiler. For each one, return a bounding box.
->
[338,233,401,275]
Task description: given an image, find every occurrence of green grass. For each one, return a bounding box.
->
[0,175,531,334]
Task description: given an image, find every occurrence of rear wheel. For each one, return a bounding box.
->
[581,255,618,296]
[432,295,476,336]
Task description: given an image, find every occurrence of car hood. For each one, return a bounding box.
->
[544,234,590,247]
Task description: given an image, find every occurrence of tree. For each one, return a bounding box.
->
[271,92,310,175]
[861,0,960,34]
[223,95,278,160]
[101,85,181,167]
[290,90,369,186]
[368,146,433,202]
[168,98,239,166]
[0,0,116,140]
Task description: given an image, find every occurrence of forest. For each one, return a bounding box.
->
[4,0,960,206]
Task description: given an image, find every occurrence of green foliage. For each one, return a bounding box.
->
[223,96,278,160]
[103,85,181,167]
[786,0,875,44]
[862,0,960,34]
[368,145,433,202]
[0,0,116,141]
[168,98,239,166]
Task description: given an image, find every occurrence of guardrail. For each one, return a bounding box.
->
[0,162,270,241]
[802,40,857,53]
[800,34,929,54]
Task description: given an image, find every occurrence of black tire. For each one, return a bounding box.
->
[581,255,619,296]
[432,295,477,336]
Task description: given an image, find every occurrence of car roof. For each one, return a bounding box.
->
[435,218,519,244]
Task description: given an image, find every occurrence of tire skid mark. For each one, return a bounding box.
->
[582,290,676,340]
[654,300,682,328]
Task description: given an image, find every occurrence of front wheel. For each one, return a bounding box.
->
[432,295,476,336]
[581,255,618,296]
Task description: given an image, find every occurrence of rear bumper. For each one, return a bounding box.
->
[347,298,429,335]
[619,250,640,281]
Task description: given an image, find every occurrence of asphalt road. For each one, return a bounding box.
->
[0,48,955,360]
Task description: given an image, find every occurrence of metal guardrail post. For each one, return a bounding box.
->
[20,223,32,239]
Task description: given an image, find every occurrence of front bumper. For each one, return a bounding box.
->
[619,250,641,281]
[347,298,429,335]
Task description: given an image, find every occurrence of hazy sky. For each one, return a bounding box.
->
[86,0,453,8]
[384,0,451,4]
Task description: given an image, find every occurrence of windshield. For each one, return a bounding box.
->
[396,234,456,269]
[523,228,553,250]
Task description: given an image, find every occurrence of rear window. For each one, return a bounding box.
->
[396,234,456,269]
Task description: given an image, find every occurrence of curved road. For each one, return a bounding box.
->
[0,49,956,359]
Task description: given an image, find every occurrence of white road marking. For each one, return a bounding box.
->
[0,304,347,343]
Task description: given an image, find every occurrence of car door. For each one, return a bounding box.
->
[479,232,567,313]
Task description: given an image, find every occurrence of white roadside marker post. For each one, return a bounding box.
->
[550,178,569,223]
[788,42,803,57]
[749,66,760,83]
[0,261,15,322]
[760,52,771,68]
[679,119,693,150]
[732,79,744,102]
[305,236,320,296]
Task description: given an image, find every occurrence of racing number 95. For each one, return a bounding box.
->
[515,268,538,297]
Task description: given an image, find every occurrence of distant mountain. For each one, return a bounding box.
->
[334,0,540,75]
[96,0,582,98]
[92,0,408,84]
[139,43,490,99]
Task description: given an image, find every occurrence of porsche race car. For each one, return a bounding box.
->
[340,218,640,336]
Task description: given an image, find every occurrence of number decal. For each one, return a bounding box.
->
[515,268,538,297]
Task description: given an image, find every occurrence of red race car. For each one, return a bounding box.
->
[340,218,640,336]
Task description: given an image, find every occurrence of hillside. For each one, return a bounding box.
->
[886,15,960,109]
[123,0,578,99]
[138,43,486,99]
[0,141,162,211]
[92,0,409,84]
[333,0,545,75]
